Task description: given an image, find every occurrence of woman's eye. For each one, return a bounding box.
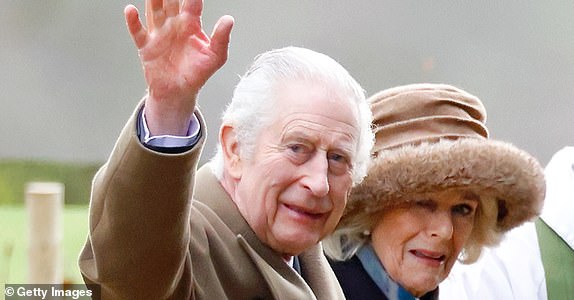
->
[453,204,474,216]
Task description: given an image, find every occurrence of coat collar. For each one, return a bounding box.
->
[193,164,343,299]
[194,164,316,299]
[194,164,289,268]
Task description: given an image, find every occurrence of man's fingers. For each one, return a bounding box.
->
[125,5,148,49]
[151,0,168,28]
[209,15,234,61]
[144,0,168,30]
[144,0,155,31]
[181,0,203,18]
[164,0,180,17]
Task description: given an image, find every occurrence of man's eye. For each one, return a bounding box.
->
[286,144,312,160]
[288,144,304,153]
[328,153,345,163]
[328,152,351,174]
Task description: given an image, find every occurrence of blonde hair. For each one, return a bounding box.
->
[459,194,505,263]
[323,190,506,264]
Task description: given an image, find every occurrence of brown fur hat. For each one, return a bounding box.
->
[341,84,546,239]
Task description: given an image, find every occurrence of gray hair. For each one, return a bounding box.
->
[210,46,373,185]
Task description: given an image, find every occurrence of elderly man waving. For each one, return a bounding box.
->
[78,0,374,299]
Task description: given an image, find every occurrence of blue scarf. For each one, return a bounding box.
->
[356,244,417,300]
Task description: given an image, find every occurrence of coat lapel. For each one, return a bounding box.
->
[194,164,343,300]
[237,236,316,300]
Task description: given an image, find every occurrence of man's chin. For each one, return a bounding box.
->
[272,233,321,256]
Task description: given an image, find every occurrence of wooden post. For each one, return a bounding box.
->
[25,182,64,284]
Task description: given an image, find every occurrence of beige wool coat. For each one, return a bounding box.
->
[78,103,344,300]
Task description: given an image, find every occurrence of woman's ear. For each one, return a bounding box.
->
[220,124,242,179]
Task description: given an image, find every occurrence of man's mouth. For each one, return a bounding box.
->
[284,204,324,220]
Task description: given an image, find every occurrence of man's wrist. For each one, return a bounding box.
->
[137,106,201,151]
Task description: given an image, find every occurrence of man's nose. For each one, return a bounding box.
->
[300,153,330,197]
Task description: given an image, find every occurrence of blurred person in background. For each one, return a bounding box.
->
[324,83,546,299]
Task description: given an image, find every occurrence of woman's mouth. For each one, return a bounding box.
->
[409,249,446,266]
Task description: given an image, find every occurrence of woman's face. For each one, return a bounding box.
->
[370,189,479,297]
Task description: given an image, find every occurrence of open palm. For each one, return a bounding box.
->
[125,0,233,134]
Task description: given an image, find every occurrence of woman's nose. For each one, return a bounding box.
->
[429,211,454,239]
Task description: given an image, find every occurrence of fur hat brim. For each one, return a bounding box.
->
[343,138,546,233]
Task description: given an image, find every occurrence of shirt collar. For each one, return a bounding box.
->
[356,244,418,300]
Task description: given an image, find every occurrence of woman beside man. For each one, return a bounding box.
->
[325,83,546,299]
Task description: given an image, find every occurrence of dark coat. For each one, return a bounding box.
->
[329,255,439,300]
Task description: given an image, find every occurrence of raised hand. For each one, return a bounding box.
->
[124,0,234,135]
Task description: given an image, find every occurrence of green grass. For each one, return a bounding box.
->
[0,160,100,205]
[0,205,89,285]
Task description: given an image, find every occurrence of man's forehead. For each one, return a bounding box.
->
[280,114,359,139]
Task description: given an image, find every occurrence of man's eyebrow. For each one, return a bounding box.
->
[336,144,355,157]
[280,128,317,142]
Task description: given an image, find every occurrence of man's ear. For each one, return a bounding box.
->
[220,124,242,179]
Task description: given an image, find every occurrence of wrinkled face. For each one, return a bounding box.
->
[233,79,360,256]
[371,189,478,297]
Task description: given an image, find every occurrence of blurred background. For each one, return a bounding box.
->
[1,0,573,166]
[1,0,573,285]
